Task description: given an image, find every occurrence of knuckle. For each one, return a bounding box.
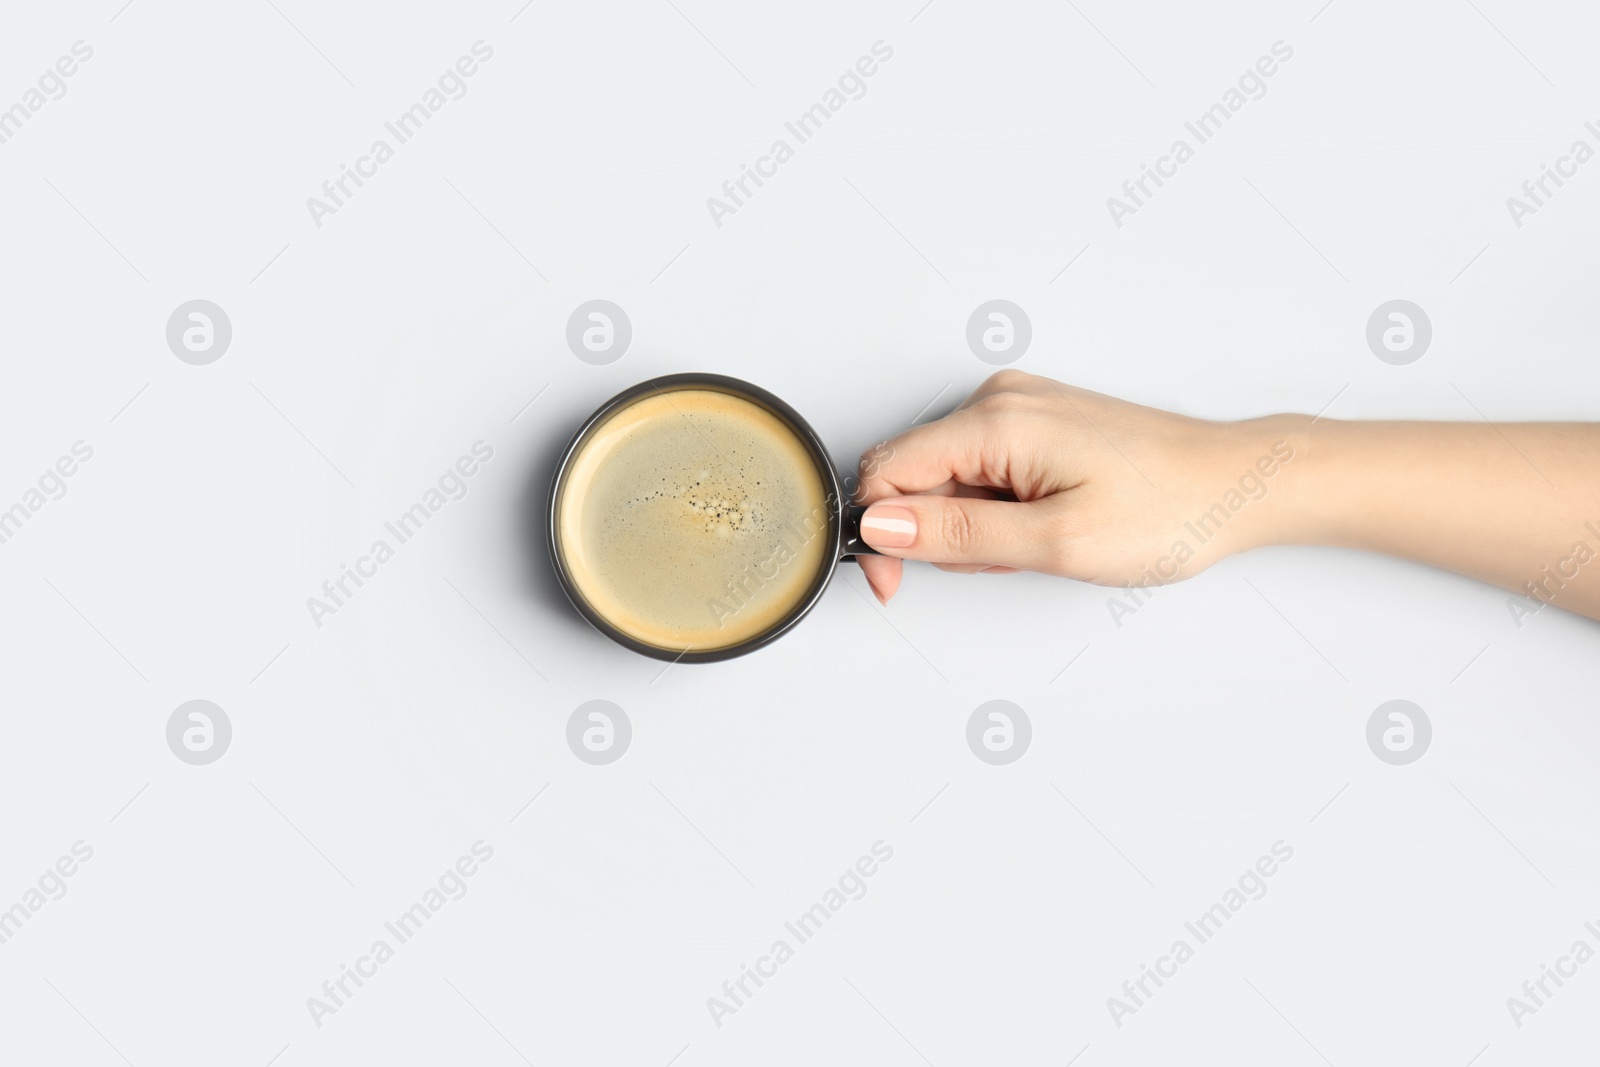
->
[973,390,1028,419]
[938,505,982,558]
[851,441,902,486]
[982,369,1034,393]
[858,439,895,476]
[852,445,894,499]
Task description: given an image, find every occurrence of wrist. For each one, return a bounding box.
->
[1215,413,1313,553]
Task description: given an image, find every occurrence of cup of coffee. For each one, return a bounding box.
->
[547,373,880,661]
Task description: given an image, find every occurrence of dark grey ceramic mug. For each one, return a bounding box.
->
[547,373,880,662]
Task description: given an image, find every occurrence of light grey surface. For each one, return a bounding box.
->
[2,1,1599,1064]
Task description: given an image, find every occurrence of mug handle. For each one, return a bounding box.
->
[840,504,883,560]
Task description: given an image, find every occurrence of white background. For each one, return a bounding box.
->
[2,1,1599,1064]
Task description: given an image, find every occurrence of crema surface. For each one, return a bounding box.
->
[557,389,832,652]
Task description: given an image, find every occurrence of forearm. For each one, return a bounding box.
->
[1254,415,1600,621]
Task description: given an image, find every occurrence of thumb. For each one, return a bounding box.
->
[858,495,1063,571]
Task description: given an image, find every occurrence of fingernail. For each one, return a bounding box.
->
[860,504,916,549]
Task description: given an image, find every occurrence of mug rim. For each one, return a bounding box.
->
[546,372,848,663]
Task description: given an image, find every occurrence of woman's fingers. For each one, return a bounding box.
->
[856,553,902,604]
[933,563,1022,574]
[858,493,1066,572]
[858,548,1016,603]
[855,405,1008,506]
[850,372,1081,600]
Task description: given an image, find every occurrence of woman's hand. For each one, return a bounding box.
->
[854,370,1303,603]
[854,370,1600,626]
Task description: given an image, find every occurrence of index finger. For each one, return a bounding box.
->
[854,404,1009,506]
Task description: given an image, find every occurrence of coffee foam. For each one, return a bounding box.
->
[556,388,833,652]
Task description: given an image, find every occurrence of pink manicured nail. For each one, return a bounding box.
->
[860,505,917,549]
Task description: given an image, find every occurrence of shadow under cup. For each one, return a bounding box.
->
[547,373,877,662]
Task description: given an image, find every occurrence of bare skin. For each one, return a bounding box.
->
[854,370,1600,624]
